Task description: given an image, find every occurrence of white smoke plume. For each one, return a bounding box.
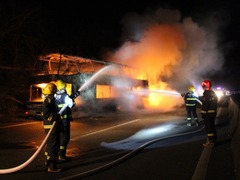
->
[103,8,225,93]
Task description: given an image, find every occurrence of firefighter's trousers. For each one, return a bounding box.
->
[44,121,60,161]
[203,116,217,142]
[59,118,71,157]
[186,106,198,121]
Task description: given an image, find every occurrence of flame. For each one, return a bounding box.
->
[143,86,183,111]
[105,23,186,111]
[104,8,223,111]
[106,24,185,77]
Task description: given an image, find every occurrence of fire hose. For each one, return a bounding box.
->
[0,121,56,174]
[0,71,89,174]
[60,125,205,180]
[0,67,92,175]
[196,98,203,105]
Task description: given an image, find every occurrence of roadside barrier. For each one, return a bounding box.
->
[228,95,240,179]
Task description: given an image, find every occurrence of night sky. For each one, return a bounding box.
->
[42,0,239,58]
[0,0,239,89]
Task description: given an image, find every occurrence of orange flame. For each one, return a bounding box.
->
[106,24,186,110]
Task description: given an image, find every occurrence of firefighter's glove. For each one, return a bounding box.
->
[71,91,81,99]
[72,101,76,108]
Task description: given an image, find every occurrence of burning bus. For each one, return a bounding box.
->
[26,53,148,118]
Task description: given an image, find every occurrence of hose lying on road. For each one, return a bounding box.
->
[0,121,56,174]
[60,125,205,180]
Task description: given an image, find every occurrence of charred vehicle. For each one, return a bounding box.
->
[26,53,148,119]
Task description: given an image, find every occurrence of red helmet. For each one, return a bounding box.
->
[201,80,211,90]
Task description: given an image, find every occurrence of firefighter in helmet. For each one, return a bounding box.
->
[201,79,218,146]
[55,80,74,162]
[42,83,61,172]
[184,85,200,126]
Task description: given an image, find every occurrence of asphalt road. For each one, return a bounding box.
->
[0,106,235,180]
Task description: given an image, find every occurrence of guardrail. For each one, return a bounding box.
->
[228,94,240,179]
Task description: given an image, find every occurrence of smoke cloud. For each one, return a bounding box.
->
[103,8,225,93]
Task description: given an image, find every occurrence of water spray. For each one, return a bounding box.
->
[78,65,117,92]
[132,89,181,97]
[136,89,181,96]
[0,66,115,174]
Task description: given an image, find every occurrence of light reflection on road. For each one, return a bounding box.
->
[101,123,176,150]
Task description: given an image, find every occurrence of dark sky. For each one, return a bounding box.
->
[1,0,239,89]
[44,0,239,89]
[39,0,239,58]
[1,0,239,60]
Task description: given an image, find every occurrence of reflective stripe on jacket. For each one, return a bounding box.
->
[184,92,198,106]
[201,90,218,117]
[55,90,73,119]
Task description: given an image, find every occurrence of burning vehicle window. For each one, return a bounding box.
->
[30,84,44,102]
[96,85,119,98]
[29,83,72,102]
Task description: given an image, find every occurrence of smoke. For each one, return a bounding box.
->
[103,8,225,93]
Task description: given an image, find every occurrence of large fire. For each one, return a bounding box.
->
[104,7,224,111]
[105,24,185,111]
[106,24,185,78]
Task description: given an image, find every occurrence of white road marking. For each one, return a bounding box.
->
[0,122,40,129]
[71,119,141,141]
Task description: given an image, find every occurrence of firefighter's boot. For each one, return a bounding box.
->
[195,119,199,126]
[47,160,61,173]
[59,148,71,163]
[187,121,192,126]
[203,141,214,147]
[58,155,71,162]
[203,139,214,147]
[203,136,216,147]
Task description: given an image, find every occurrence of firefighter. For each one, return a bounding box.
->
[201,79,218,146]
[55,79,74,162]
[184,85,200,126]
[42,83,61,172]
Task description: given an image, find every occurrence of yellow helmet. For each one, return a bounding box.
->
[55,80,66,90]
[188,85,195,92]
[42,83,57,95]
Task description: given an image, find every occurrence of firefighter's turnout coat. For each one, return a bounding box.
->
[55,89,74,158]
[184,91,199,122]
[201,89,218,142]
[42,94,60,161]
